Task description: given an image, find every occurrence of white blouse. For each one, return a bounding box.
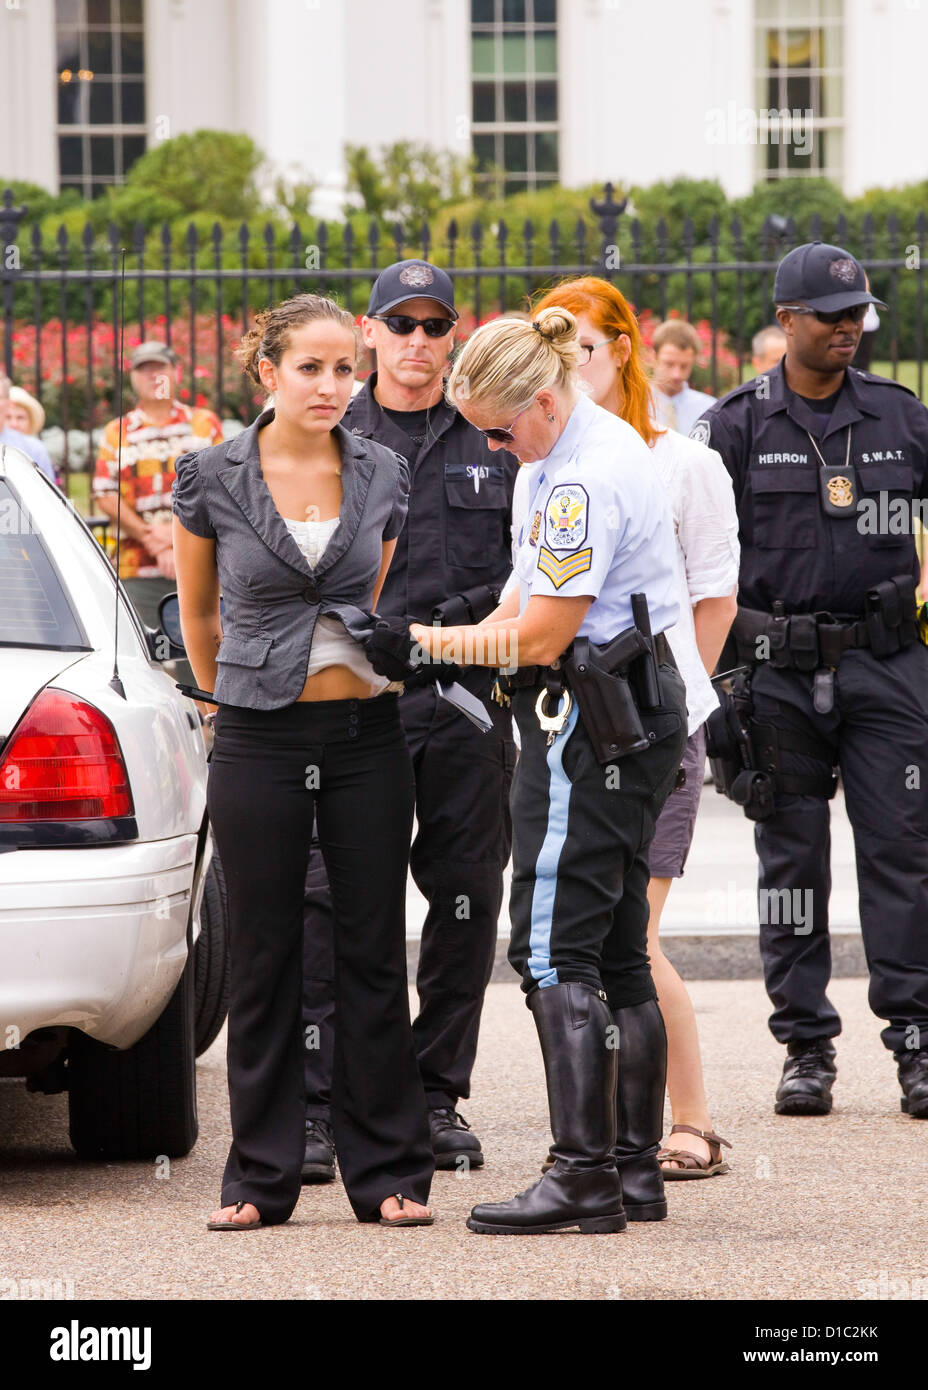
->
[283,516,401,694]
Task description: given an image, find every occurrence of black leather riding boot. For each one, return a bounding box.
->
[467,982,625,1235]
[612,998,668,1221]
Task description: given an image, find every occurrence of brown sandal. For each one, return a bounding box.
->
[657,1125,731,1180]
[378,1193,435,1227]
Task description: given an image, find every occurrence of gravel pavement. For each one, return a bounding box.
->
[1,975,925,1302]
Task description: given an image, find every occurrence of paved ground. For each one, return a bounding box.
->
[1,975,924,1302]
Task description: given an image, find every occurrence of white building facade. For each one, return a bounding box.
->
[0,0,925,208]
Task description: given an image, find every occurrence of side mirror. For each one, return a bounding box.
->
[154,593,186,659]
[153,593,227,661]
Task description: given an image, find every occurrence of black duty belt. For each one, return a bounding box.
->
[500,631,672,692]
[732,607,872,672]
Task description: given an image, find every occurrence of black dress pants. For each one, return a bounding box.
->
[751,644,928,1053]
[507,663,688,1007]
[207,693,434,1224]
[303,674,515,1111]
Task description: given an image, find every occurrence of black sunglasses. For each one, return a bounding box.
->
[370,314,456,338]
[779,303,869,326]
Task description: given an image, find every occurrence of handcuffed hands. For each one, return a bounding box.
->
[364,617,461,684]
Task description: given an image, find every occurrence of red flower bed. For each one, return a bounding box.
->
[8,314,264,427]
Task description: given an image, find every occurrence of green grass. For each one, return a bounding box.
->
[871,360,928,403]
[65,471,91,514]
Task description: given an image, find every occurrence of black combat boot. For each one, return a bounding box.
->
[774,1038,837,1115]
[301,1117,336,1183]
[467,982,625,1235]
[896,1048,928,1118]
[612,998,668,1221]
[428,1107,485,1169]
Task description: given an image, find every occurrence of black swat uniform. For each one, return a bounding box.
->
[302,357,519,1172]
[695,243,928,1119]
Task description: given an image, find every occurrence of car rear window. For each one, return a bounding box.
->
[0,479,90,650]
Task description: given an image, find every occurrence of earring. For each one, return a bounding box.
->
[546,413,555,422]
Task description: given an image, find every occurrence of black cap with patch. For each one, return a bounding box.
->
[367,259,458,319]
[773,242,887,313]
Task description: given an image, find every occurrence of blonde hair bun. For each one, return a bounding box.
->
[532,306,578,344]
[446,304,582,415]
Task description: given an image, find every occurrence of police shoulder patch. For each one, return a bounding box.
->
[544,483,589,551]
[537,545,593,590]
[689,419,712,446]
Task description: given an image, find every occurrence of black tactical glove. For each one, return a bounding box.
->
[364,617,461,684]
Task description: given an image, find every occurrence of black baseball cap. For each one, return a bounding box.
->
[773,242,887,312]
[367,259,457,319]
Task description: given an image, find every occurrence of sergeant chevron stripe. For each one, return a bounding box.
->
[536,545,593,589]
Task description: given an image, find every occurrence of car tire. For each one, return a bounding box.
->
[194,849,230,1057]
[67,928,198,1161]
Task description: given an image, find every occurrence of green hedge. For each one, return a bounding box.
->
[3,136,927,353]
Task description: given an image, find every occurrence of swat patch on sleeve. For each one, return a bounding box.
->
[544,484,589,551]
[689,419,711,447]
[537,545,593,589]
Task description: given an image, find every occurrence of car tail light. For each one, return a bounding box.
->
[0,689,134,821]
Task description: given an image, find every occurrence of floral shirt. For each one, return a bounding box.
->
[93,401,222,577]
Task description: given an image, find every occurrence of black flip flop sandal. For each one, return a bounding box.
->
[378,1193,435,1227]
[206,1198,264,1231]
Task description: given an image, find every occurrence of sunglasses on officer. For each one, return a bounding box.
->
[478,398,536,444]
[778,303,869,326]
[370,314,456,338]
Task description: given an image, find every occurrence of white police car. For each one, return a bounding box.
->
[0,443,228,1159]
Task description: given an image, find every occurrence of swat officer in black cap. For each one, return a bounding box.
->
[693,242,928,1120]
[300,261,518,1180]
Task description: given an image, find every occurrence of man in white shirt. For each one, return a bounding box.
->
[650,319,716,435]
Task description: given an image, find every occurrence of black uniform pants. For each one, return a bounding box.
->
[751,644,928,1053]
[303,678,515,1111]
[207,694,433,1224]
[507,663,687,1004]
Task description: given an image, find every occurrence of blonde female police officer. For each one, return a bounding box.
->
[377,307,688,1234]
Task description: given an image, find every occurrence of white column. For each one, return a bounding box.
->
[0,0,57,190]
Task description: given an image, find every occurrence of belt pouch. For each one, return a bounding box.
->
[788,613,819,670]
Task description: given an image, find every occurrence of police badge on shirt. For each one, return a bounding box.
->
[537,483,593,589]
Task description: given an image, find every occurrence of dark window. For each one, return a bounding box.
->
[89,77,115,123]
[472,82,496,123]
[503,82,527,121]
[470,0,559,192]
[90,135,115,175]
[59,135,84,176]
[86,30,113,73]
[56,0,147,198]
[535,80,557,121]
[121,80,145,124]
[0,483,89,652]
[503,132,528,172]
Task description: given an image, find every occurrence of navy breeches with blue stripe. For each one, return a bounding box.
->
[508,662,688,1007]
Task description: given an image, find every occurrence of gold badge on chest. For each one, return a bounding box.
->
[826,474,854,508]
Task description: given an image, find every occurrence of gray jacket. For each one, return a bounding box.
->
[171,407,409,709]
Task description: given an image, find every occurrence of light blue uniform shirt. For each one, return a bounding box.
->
[512,393,679,643]
[0,426,57,483]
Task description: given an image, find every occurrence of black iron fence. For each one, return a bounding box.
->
[1,181,925,496]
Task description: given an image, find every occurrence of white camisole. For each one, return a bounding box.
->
[283,516,401,694]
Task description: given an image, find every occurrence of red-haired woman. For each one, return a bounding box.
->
[530,277,740,1206]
